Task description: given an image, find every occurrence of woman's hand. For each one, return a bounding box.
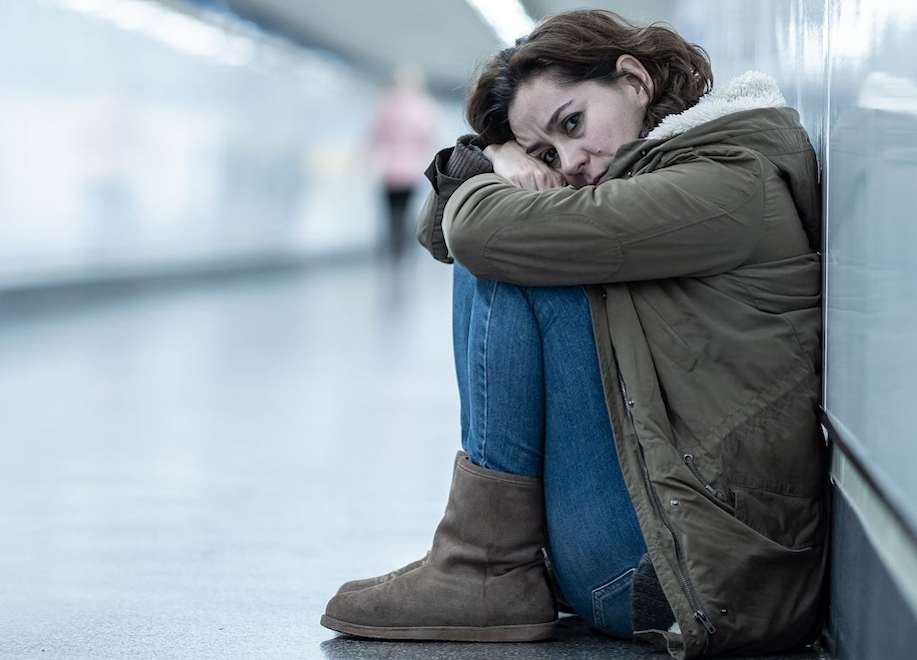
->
[483,141,567,191]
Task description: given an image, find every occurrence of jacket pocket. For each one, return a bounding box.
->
[592,567,637,637]
[733,486,823,550]
[684,453,727,499]
[684,451,735,515]
[632,292,698,372]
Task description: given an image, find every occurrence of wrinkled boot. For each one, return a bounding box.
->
[321,451,556,642]
[335,553,428,595]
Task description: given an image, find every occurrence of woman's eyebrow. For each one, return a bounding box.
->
[544,99,573,134]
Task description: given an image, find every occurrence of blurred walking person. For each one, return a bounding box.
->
[370,64,437,261]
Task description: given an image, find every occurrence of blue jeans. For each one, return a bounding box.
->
[452,263,647,638]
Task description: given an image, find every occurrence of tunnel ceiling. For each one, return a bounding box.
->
[223,0,675,95]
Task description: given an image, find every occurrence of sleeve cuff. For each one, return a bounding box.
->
[447,134,493,180]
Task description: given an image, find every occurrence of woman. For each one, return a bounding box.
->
[370,63,437,261]
[322,10,827,658]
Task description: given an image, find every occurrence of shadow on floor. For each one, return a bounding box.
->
[319,616,826,660]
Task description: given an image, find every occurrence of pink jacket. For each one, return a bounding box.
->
[371,89,437,189]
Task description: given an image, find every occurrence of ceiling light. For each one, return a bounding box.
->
[464,0,535,46]
[47,0,255,66]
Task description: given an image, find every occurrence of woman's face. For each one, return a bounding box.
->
[507,58,652,189]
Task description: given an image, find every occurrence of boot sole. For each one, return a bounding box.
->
[320,615,555,642]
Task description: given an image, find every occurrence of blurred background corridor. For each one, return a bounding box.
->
[1,1,916,658]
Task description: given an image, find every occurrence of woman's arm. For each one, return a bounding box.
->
[416,136,494,263]
[416,138,566,262]
[443,147,767,286]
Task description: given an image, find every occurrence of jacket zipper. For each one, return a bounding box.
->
[683,453,727,501]
[616,367,717,645]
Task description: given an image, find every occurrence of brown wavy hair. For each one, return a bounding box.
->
[466,10,713,144]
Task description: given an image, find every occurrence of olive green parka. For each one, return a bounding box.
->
[416,71,827,658]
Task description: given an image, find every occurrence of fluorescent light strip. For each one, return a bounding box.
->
[464,0,534,46]
[48,0,256,66]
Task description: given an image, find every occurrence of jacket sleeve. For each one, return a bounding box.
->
[416,135,493,263]
[443,148,766,286]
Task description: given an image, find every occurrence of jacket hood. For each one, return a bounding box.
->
[643,71,822,251]
[646,71,788,141]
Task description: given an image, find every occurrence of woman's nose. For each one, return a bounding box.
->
[558,146,587,177]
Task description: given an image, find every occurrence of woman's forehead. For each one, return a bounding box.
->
[509,78,571,130]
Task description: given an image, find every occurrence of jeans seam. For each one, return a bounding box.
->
[479,280,498,469]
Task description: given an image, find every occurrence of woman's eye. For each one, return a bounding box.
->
[541,148,557,166]
[563,113,581,133]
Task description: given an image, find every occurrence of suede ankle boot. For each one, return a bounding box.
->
[334,554,428,595]
[321,451,556,642]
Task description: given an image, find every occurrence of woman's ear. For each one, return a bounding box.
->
[615,54,654,103]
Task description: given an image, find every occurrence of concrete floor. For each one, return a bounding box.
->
[0,256,826,659]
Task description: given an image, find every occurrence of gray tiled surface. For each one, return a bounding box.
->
[0,257,825,659]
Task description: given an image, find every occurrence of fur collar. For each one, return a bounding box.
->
[645,70,787,141]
